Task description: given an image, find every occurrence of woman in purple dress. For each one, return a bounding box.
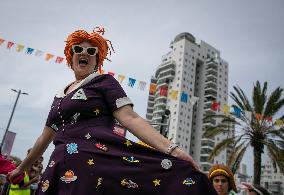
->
[8,28,217,195]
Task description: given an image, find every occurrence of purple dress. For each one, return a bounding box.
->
[37,72,217,195]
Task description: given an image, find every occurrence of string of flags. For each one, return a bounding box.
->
[210,101,284,128]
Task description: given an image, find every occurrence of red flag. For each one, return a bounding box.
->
[55,56,64,63]
[7,41,15,49]
[211,101,220,111]
[160,87,168,96]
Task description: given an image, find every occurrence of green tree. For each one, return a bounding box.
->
[203,81,284,184]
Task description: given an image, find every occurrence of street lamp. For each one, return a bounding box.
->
[0,89,28,153]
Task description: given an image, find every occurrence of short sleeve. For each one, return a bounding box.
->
[96,74,133,112]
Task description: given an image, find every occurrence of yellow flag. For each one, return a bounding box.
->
[275,119,284,127]
[223,104,230,115]
[170,90,178,100]
[117,75,126,83]
[16,44,24,52]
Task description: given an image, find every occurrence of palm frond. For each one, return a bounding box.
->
[208,138,235,161]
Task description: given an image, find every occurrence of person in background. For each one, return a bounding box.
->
[208,164,237,195]
[239,182,270,195]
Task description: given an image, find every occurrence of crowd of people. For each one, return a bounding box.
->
[0,27,272,195]
[0,148,43,195]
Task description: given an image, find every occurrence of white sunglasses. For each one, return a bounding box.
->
[72,45,98,56]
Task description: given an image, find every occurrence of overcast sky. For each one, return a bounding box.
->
[0,0,283,175]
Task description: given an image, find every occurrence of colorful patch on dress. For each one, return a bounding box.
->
[66,143,78,154]
[121,179,139,189]
[41,180,49,192]
[123,156,140,163]
[48,160,55,168]
[71,89,87,100]
[153,179,161,186]
[60,170,77,183]
[124,140,132,147]
[87,159,94,166]
[71,112,80,124]
[96,177,103,188]
[94,109,100,116]
[183,178,195,186]
[95,143,108,151]
[161,159,172,170]
[85,133,91,140]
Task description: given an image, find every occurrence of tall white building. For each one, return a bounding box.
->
[261,161,284,195]
[146,32,230,172]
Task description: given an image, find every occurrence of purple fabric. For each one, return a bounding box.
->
[38,74,217,195]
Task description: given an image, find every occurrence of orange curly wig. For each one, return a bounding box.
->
[64,27,114,73]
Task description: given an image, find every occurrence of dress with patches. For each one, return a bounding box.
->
[37,72,217,195]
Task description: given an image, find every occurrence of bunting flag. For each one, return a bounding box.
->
[128,78,136,88]
[55,56,64,64]
[160,87,168,96]
[16,44,24,52]
[117,75,126,84]
[233,106,241,118]
[211,101,220,111]
[255,113,263,121]
[190,96,199,106]
[26,48,34,55]
[275,119,284,127]
[265,116,273,123]
[45,53,54,61]
[244,110,252,122]
[0,38,5,45]
[180,92,188,103]
[35,50,44,57]
[149,83,156,95]
[7,42,15,49]
[138,81,146,91]
[223,104,230,116]
[108,71,115,77]
[170,90,178,100]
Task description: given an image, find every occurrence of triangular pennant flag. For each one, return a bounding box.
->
[211,101,220,111]
[16,44,24,52]
[170,90,178,100]
[0,38,5,45]
[117,75,126,83]
[159,87,168,96]
[275,119,284,127]
[180,92,188,103]
[190,96,199,106]
[71,89,87,100]
[223,104,230,116]
[35,50,43,57]
[128,78,136,88]
[233,106,241,118]
[138,81,146,91]
[265,116,272,123]
[7,42,15,49]
[244,110,252,122]
[55,56,64,64]
[149,83,156,95]
[26,48,34,55]
[108,71,115,76]
[45,53,54,61]
[255,113,263,121]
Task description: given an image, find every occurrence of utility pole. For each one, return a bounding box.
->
[0,89,28,152]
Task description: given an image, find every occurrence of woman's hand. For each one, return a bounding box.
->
[171,147,200,171]
[7,167,24,184]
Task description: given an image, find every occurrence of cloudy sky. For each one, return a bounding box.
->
[0,0,283,175]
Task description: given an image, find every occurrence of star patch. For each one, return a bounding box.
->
[96,177,103,188]
[71,89,87,100]
[87,159,94,166]
[124,140,132,147]
[48,160,55,168]
[85,133,91,140]
[153,179,161,186]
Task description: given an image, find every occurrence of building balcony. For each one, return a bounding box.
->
[155,60,175,77]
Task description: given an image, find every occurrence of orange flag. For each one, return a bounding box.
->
[45,53,54,61]
[149,83,156,95]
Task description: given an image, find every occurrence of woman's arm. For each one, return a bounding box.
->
[7,126,55,181]
[113,105,199,170]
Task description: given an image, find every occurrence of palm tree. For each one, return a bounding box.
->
[203,81,284,185]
